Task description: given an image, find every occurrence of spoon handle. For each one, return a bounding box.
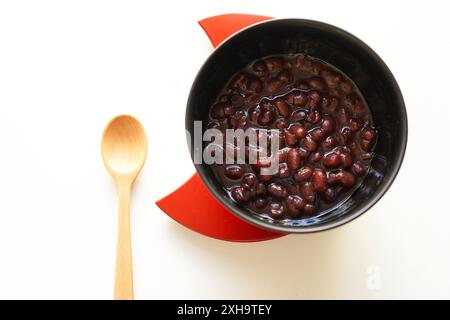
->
[114,181,133,300]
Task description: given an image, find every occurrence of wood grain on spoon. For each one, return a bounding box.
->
[101,115,147,300]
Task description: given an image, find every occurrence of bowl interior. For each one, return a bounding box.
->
[186,19,407,233]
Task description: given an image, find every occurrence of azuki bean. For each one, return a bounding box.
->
[229,110,247,128]
[264,57,284,73]
[301,135,318,151]
[268,183,288,198]
[266,77,284,93]
[308,127,326,141]
[328,88,340,98]
[245,94,259,104]
[343,93,362,110]
[248,106,260,123]
[301,182,316,203]
[258,173,272,182]
[307,91,322,108]
[231,186,251,204]
[248,187,257,199]
[322,136,337,149]
[278,163,291,178]
[246,75,263,93]
[295,55,313,71]
[223,104,235,116]
[340,80,353,94]
[349,118,362,131]
[210,102,228,119]
[323,188,337,203]
[277,148,289,162]
[361,152,374,161]
[293,166,313,182]
[277,69,291,83]
[340,145,352,154]
[322,70,343,87]
[242,172,257,188]
[253,156,271,169]
[269,201,286,218]
[258,108,274,126]
[290,109,308,122]
[292,91,308,106]
[224,165,243,180]
[322,96,339,112]
[274,98,290,117]
[218,94,229,103]
[306,109,321,124]
[230,94,244,107]
[286,195,305,218]
[298,148,310,159]
[252,60,268,74]
[323,152,341,168]
[340,126,353,144]
[295,80,310,90]
[327,171,340,186]
[256,182,266,196]
[284,130,297,146]
[338,170,355,188]
[285,183,299,196]
[308,77,327,91]
[310,151,323,163]
[207,121,221,130]
[275,117,289,129]
[311,61,323,76]
[260,98,274,110]
[289,123,307,138]
[352,161,367,176]
[346,143,357,156]
[312,169,327,192]
[303,203,316,215]
[229,73,248,91]
[278,135,286,150]
[360,139,374,152]
[255,197,267,209]
[287,148,301,170]
[337,107,350,124]
[321,114,335,133]
[339,150,353,169]
[361,126,377,141]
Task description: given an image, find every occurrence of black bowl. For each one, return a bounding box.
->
[185,19,407,233]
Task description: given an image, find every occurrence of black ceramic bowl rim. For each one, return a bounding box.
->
[186,18,408,234]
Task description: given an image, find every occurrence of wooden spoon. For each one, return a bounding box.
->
[101,115,147,300]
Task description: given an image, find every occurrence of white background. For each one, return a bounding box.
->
[0,0,449,299]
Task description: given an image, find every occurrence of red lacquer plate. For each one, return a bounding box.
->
[156,14,288,242]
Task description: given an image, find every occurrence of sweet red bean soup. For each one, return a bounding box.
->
[206,54,377,222]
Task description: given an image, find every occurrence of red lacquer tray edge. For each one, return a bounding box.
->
[156,14,287,242]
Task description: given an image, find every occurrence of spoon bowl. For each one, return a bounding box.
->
[102,115,147,177]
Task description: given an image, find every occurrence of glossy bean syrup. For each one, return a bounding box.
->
[206,54,377,221]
